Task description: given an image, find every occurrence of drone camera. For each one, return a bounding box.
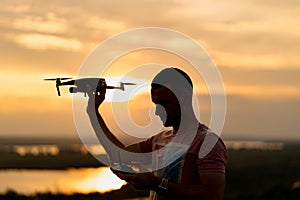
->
[69,87,78,93]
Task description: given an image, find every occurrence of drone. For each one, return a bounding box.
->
[44,77,136,96]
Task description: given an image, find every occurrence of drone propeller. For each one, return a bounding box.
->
[122,83,137,85]
[44,78,72,81]
[118,82,137,91]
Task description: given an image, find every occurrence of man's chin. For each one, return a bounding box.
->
[163,121,172,127]
[160,118,174,128]
[163,119,180,129]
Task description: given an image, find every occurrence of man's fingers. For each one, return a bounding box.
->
[87,84,106,96]
[118,173,136,181]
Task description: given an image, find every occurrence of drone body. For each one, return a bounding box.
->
[44,77,136,96]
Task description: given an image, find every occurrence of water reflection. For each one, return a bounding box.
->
[0,167,126,195]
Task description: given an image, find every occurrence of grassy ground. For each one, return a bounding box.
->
[224,144,300,199]
[1,143,300,199]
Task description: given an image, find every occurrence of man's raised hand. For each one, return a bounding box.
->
[86,84,106,114]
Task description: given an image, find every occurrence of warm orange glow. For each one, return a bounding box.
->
[87,16,126,33]
[1,0,300,140]
[0,168,126,195]
[224,85,300,99]
[212,51,300,70]
[71,168,126,194]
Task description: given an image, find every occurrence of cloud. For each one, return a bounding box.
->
[87,16,126,34]
[161,0,300,70]
[0,2,31,13]
[13,12,67,34]
[1,0,300,69]
[14,33,83,51]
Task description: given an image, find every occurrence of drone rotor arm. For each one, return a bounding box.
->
[56,84,61,96]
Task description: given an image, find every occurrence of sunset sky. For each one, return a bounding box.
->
[1,0,299,142]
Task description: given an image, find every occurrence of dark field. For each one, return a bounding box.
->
[225,144,300,200]
[0,142,300,200]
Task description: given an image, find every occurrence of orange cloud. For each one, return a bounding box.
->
[14,33,83,51]
[13,13,67,34]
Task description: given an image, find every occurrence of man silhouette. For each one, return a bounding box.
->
[86,67,227,200]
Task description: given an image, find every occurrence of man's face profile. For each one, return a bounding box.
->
[151,86,181,128]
